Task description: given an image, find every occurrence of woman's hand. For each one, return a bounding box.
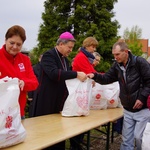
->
[19,80,25,91]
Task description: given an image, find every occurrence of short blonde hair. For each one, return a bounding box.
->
[82,37,98,48]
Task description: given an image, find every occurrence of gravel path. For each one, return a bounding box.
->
[79,128,122,150]
[89,134,122,150]
[66,127,122,150]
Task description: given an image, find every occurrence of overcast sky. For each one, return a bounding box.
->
[114,0,150,42]
[0,0,45,50]
[0,0,150,50]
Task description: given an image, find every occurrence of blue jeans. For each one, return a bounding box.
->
[120,108,150,150]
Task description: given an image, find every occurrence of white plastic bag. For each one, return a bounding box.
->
[62,78,93,117]
[142,122,150,150]
[90,83,107,110]
[103,82,120,108]
[0,77,26,148]
[90,82,120,109]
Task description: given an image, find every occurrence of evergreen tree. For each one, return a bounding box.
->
[32,0,120,72]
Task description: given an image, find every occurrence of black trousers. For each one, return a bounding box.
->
[70,133,84,149]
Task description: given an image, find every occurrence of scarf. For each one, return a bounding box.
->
[80,47,95,64]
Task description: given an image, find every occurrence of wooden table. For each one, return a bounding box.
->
[3,108,123,150]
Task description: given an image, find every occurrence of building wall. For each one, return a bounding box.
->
[139,39,148,53]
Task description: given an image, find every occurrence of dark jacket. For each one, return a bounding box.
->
[32,48,77,116]
[28,62,41,98]
[28,62,41,117]
[93,52,150,112]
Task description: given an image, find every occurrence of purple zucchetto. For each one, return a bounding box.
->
[59,32,75,41]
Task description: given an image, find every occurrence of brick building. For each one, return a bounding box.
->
[139,39,150,56]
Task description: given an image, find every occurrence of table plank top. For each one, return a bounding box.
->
[2,108,123,150]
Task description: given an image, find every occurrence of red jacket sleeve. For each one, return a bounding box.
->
[72,52,97,74]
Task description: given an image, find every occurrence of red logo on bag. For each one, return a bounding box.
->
[110,99,115,104]
[5,116,13,128]
[96,94,101,99]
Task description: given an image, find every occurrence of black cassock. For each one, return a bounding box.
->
[32,48,77,117]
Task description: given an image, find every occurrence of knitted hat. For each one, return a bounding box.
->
[59,32,75,41]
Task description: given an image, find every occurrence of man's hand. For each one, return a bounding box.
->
[77,72,87,82]
[133,99,143,109]
[92,80,95,87]
[87,73,94,79]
